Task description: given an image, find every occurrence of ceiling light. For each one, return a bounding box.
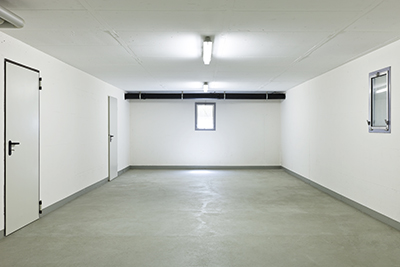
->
[0,6,24,28]
[203,36,213,65]
[203,82,209,93]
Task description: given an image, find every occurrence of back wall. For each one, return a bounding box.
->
[130,100,281,166]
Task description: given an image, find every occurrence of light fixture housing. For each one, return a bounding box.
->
[203,36,213,65]
[203,82,209,93]
[0,6,24,28]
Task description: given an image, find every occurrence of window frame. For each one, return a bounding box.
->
[368,66,391,133]
[195,102,216,131]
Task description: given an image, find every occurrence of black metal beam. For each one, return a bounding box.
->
[267,93,286,100]
[141,93,181,99]
[125,92,285,100]
[225,93,266,100]
[183,93,224,99]
[125,93,140,100]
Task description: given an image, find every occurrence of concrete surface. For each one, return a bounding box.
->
[0,169,400,266]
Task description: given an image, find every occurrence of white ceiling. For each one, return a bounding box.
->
[1,0,400,93]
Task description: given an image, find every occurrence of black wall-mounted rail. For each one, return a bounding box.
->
[184,93,225,99]
[125,92,285,100]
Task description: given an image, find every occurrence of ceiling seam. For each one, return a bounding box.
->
[259,0,386,91]
[293,0,386,63]
[78,0,165,90]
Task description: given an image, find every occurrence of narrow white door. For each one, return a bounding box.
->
[5,60,40,236]
[108,96,118,181]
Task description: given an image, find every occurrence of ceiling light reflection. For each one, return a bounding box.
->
[188,170,214,175]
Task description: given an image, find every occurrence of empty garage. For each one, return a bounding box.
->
[1,1,400,266]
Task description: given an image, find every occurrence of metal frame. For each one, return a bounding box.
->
[368,66,391,133]
[195,103,216,131]
[4,59,41,236]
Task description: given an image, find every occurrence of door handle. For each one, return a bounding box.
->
[8,140,20,156]
[109,135,114,142]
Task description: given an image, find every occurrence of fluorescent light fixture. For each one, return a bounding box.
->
[203,36,213,65]
[203,82,209,92]
[0,6,24,28]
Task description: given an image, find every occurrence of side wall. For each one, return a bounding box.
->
[0,32,130,231]
[130,100,281,166]
[281,39,400,222]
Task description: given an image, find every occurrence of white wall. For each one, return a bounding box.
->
[0,32,130,231]
[130,100,281,166]
[282,39,400,222]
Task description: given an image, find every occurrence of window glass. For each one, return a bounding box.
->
[195,103,215,131]
[371,75,387,127]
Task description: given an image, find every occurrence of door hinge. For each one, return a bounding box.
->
[39,200,43,214]
[39,77,42,90]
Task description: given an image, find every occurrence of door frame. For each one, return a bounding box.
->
[4,59,40,236]
[108,96,118,181]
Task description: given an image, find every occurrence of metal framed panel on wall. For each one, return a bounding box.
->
[368,66,391,133]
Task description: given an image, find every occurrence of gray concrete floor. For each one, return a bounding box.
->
[1,169,400,267]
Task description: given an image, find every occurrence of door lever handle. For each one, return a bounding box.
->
[8,140,21,156]
[109,135,114,142]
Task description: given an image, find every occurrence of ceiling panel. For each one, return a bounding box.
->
[99,10,226,32]
[6,10,100,30]
[154,70,215,81]
[126,33,202,58]
[1,0,400,93]
[33,45,138,66]
[228,11,358,32]
[209,81,266,92]
[232,0,376,11]
[0,0,85,10]
[3,30,117,46]
[87,64,150,77]
[345,0,400,32]
[215,32,330,58]
[88,66,163,91]
[86,0,232,11]
[288,55,352,74]
[116,31,201,46]
[213,57,295,71]
[139,58,212,72]
[310,31,400,58]
[214,70,280,82]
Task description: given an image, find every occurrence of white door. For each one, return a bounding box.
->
[108,96,118,181]
[5,60,40,236]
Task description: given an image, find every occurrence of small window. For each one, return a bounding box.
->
[368,67,391,133]
[195,103,215,131]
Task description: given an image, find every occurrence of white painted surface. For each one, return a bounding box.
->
[108,96,118,180]
[282,38,400,222]
[5,62,39,235]
[0,32,130,232]
[3,1,400,92]
[130,100,281,166]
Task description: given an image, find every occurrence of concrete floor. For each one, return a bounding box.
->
[1,169,400,266]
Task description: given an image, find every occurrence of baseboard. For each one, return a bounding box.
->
[129,165,282,170]
[41,177,109,217]
[283,167,400,232]
[118,166,130,176]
